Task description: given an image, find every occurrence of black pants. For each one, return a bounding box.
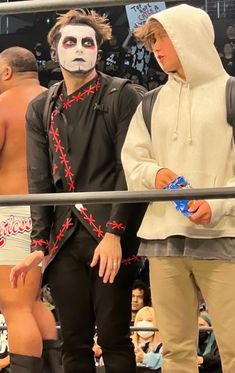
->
[47,224,137,373]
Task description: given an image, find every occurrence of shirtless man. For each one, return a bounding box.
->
[0,47,62,373]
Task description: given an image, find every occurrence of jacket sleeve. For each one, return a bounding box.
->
[105,83,143,236]
[26,94,55,254]
[121,102,162,192]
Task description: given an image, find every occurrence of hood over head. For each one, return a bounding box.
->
[148,4,225,85]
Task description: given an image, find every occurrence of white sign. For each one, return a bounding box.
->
[126,2,166,31]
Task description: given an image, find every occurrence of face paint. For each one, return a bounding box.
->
[57,24,98,74]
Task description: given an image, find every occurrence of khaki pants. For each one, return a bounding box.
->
[149,257,235,373]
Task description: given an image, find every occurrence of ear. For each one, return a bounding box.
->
[2,66,13,81]
[50,47,58,63]
[97,49,103,62]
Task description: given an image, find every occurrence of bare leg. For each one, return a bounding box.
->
[33,299,57,340]
[33,298,63,373]
[0,265,42,357]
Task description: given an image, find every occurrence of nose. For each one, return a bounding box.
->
[75,41,83,52]
[152,40,161,53]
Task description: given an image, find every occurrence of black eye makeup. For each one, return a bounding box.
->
[82,37,95,48]
[63,36,77,47]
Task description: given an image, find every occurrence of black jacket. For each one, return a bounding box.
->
[26,72,146,271]
[199,338,222,373]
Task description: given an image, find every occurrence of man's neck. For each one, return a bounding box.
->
[3,75,40,92]
[62,68,97,95]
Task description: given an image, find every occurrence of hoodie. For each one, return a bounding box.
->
[121,4,235,240]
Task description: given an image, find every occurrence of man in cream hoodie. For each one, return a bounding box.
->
[122,4,235,373]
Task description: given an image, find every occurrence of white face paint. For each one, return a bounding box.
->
[57,24,98,74]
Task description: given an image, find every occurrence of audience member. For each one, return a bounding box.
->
[122,30,151,76]
[101,34,126,77]
[224,24,235,50]
[132,306,162,372]
[197,312,222,373]
[220,42,235,75]
[132,280,151,324]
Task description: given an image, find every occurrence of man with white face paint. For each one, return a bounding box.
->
[10,8,143,373]
[57,24,98,74]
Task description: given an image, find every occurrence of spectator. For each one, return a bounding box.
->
[220,43,235,75]
[101,34,126,77]
[132,306,162,372]
[224,24,235,50]
[197,312,222,373]
[122,30,152,76]
[132,280,151,324]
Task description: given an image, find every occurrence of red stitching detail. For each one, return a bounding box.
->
[32,239,49,248]
[106,220,125,231]
[62,78,101,111]
[50,121,75,192]
[45,217,73,265]
[79,207,104,238]
[49,76,104,238]
[121,255,139,265]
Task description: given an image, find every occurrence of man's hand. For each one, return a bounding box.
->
[135,346,145,363]
[10,250,44,288]
[155,168,178,189]
[189,200,212,225]
[90,232,122,284]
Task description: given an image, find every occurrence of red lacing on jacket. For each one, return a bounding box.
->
[50,78,101,191]
[79,206,104,238]
[50,121,75,192]
[62,79,101,109]
[45,217,73,265]
[31,239,49,249]
[121,255,139,265]
[106,220,125,231]
[48,78,105,239]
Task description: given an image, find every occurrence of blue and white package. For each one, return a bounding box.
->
[164,176,194,217]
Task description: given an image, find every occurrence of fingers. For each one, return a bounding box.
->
[90,234,122,283]
[21,271,27,286]
[188,200,201,213]
[155,168,178,189]
[101,258,121,284]
[9,267,20,288]
[107,261,120,284]
[90,250,99,268]
[189,201,211,225]
[90,249,121,283]
[96,255,121,284]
